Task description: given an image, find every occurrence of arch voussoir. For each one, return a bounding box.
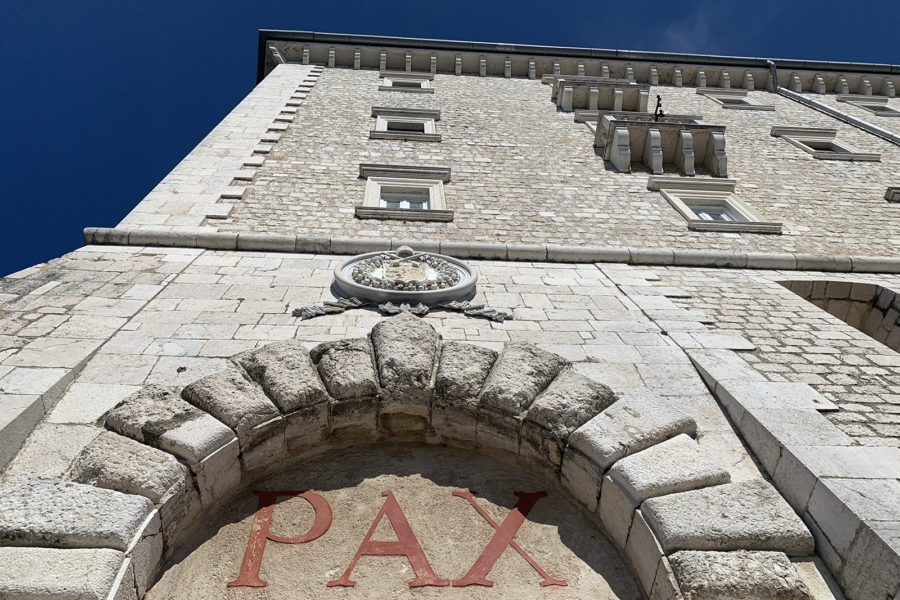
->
[0,314,818,600]
[475,342,568,454]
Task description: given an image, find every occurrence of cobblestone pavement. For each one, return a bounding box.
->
[648,267,900,446]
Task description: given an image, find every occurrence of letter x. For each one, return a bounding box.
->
[452,491,567,587]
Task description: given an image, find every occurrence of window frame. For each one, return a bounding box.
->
[648,176,782,234]
[357,176,453,222]
[696,88,774,111]
[770,126,880,162]
[369,108,441,142]
[378,71,435,94]
[837,95,900,118]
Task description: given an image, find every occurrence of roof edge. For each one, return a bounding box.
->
[257,29,900,83]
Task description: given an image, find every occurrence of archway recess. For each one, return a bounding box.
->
[0,313,816,600]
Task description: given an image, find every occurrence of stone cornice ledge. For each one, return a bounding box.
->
[83,227,900,273]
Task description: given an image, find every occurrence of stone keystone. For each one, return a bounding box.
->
[669,550,812,599]
[642,479,815,556]
[0,477,155,551]
[235,340,329,413]
[371,312,441,408]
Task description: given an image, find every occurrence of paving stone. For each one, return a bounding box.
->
[0,477,155,551]
[432,341,497,443]
[669,550,812,599]
[68,431,201,546]
[4,337,103,369]
[642,479,815,555]
[716,381,838,422]
[234,340,329,412]
[370,313,440,432]
[0,546,125,600]
[477,342,567,453]
[521,367,617,469]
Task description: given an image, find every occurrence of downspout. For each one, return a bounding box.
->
[767,60,900,146]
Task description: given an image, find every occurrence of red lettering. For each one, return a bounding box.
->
[227,490,333,588]
[327,491,449,588]
[452,491,567,587]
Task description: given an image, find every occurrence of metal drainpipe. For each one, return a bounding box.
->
[766,60,900,146]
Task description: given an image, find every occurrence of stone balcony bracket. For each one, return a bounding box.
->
[596,115,728,177]
[546,76,650,112]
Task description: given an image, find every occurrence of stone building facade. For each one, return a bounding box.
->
[0,31,898,600]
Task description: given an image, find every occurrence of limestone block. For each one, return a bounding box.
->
[432,341,497,443]
[649,558,682,600]
[0,477,154,551]
[370,313,440,432]
[104,385,240,506]
[235,340,329,412]
[642,479,815,555]
[521,367,616,469]
[193,438,241,507]
[0,393,45,470]
[310,338,378,400]
[739,407,853,476]
[477,343,567,454]
[600,475,636,550]
[68,431,201,546]
[601,434,730,549]
[566,390,696,472]
[840,520,900,600]
[105,385,237,465]
[0,546,125,600]
[310,337,379,439]
[669,550,811,599]
[561,447,605,511]
[182,372,285,471]
[608,433,731,502]
[625,510,666,595]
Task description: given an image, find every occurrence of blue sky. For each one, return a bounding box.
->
[0,0,897,276]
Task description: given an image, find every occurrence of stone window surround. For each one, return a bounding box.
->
[696,88,774,111]
[770,126,881,162]
[369,107,441,142]
[378,70,434,93]
[357,163,453,222]
[648,176,782,234]
[836,95,900,117]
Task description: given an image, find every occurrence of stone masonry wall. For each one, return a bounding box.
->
[205,67,900,257]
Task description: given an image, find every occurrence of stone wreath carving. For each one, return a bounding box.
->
[350,248,460,291]
[0,314,816,600]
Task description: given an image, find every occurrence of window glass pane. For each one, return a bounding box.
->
[689,205,737,222]
[380,188,430,210]
[386,120,426,132]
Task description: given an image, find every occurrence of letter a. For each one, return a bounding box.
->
[453,491,567,587]
[228,490,333,587]
[327,491,449,588]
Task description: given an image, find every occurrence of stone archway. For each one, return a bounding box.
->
[0,313,817,599]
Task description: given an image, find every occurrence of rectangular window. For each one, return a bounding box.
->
[370,108,440,141]
[648,176,782,234]
[770,126,880,161]
[379,71,434,94]
[356,168,453,222]
[697,88,774,111]
[380,187,431,210]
